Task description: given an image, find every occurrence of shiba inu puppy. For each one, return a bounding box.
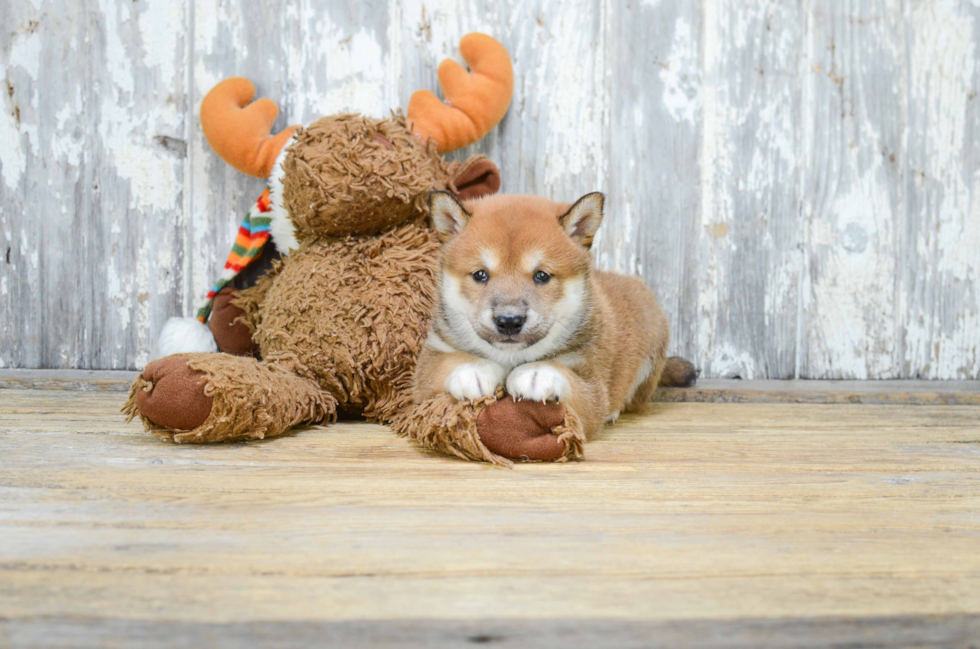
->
[413,191,696,441]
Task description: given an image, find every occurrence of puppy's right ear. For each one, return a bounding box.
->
[429,191,472,242]
[559,192,604,248]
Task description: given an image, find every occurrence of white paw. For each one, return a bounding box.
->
[606,410,620,424]
[506,363,571,403]
[446,360,507,401]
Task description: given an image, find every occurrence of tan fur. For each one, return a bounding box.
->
[415,193,676,439]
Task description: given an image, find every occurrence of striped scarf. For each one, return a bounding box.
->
[195,188,273,323]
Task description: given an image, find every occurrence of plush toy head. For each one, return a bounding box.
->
[280,114,442,237]
[189,33,511,324]
[279,113,501,238]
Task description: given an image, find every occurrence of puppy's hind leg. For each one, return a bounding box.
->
[624,355,698,413]
[623,358,657,415]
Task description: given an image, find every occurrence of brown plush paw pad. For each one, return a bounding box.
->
[209,286,260,357]
[476,396,568,461]
[135,356,213,431]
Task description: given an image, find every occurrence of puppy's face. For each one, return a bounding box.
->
[430,192,603,354]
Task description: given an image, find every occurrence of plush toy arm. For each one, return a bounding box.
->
[407,33,514,153]
[476,396,584,462]
[391,394,583,466]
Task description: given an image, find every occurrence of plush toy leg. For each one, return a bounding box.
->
[123,353,336,443]
[391,394,584,466]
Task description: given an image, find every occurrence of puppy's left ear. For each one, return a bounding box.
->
[451,155,501,201]
[559,192,604,248]
[429,191,472,242]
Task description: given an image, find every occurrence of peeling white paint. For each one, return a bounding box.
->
[708,343,757,379]
[1,29,42,191]
[99,0,136,97]
[807,169,898,379]
[903,0,980,379]
[299,19,387,119]
[533,5,606,190]
[660,17,700,124]
[138,0,184,85]
[8,30,42,78]
[0,100,26,191]
[50,102,84,168]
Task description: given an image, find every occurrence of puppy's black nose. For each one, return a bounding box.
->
[494,314,525,336]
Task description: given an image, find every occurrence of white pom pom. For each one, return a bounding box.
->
[153,317,218,359]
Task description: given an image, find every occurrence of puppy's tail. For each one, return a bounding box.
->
[659,356,698,388]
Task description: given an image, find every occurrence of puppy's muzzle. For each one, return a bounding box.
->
[494,314,525,336]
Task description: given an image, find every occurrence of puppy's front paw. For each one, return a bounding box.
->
[506,363,571,403]
[446,360,507,401]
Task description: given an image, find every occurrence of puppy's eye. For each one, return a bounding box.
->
[472,270,489,284]
[533,270,551,285]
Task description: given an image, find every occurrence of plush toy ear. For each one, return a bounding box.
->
[452,156,501,201]
[558,192,604,248]
[429,191,472,242]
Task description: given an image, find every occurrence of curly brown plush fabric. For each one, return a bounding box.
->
[390,391,507,465]
[283,114,447,238]
[255,224,441,423]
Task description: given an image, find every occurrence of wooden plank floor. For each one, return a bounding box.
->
[1,388,979,647]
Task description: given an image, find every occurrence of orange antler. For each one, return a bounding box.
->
[407,33,514,153]
[200,78,299,178]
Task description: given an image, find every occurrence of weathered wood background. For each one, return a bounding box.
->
[1,0,978,378]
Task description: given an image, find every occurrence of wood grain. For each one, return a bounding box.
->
[698,0,805,379]
[801,0,906,379]
[903,0,980,379]
[600,0,702,365]
[1,0,979,379]
[1,389,979,645]
[1,0,189,370]
[5,615,980,649]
